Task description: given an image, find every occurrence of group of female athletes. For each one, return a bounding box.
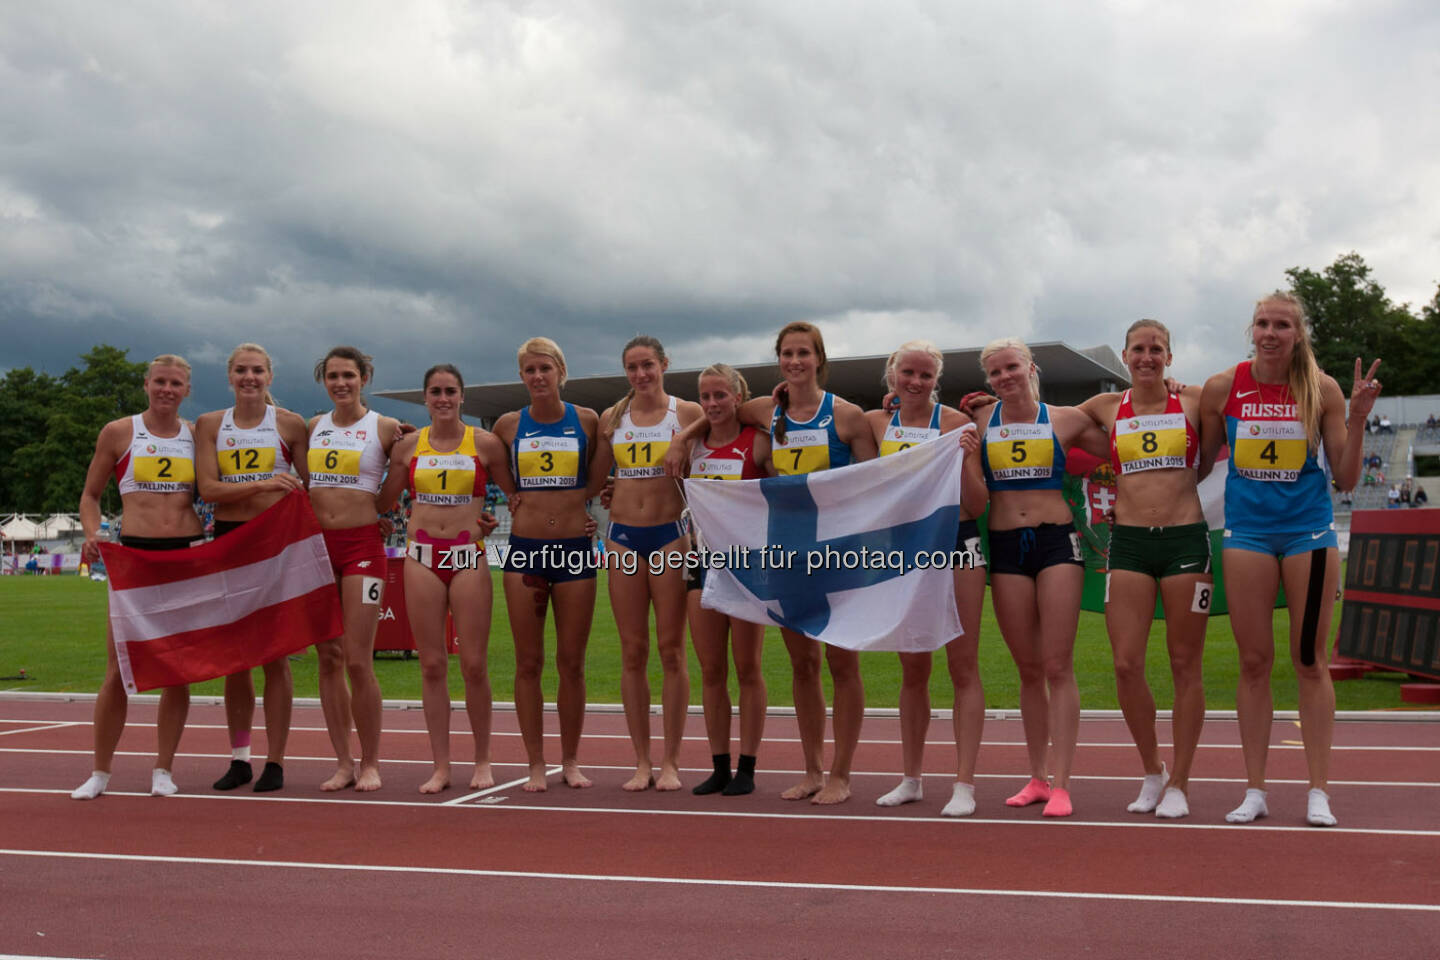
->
[71,290,1383,828]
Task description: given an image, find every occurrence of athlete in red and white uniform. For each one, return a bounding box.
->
[379,364,516,794]
[307,346,401,792]
[195,343,309,793]
[71,355,203,800]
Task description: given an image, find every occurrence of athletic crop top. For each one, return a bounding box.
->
[981,402,1065,491]
[689,426,765,480]
[770,392,852,476]
[1109,390,1198,476]
[408,426,486,506]
[879,405,942,457]
[611,396,681,480]
[116,415,195,495]
[1223,361,1332,531]
[511,403,588,491]
[307,409,386,493]
[216,406,292,484]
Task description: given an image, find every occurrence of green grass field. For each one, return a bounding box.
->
[0,574,1413,710]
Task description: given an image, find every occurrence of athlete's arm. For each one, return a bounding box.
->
[1322,358,1382,492]
[586,405,616,498]
[835,398,877,462]
[279,409,310,486]
[476,429,518,498]
[79,419,126,563]
[376,432,416,513]
[1075,393,1121,432]
[1196,367,1236,483]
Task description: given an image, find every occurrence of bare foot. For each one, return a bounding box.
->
[622,766,655,792]
[562,762,593,789]
[655,763,682,792]
[469,762,495,790]
[812,778,851,805]
[523,764,549,793]
[354,765,382,793]
[780,778,823,801]
[418,769,451,794]
[320,767,356,792]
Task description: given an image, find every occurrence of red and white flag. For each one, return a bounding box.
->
[99,492,342,694]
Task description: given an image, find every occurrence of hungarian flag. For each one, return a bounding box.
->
[99,492,342,693]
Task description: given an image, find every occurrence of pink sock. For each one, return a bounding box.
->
[1006,777,1052,807]
[1042,787,1073,817]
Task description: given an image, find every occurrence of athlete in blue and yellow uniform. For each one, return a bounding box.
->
[866,341,989,817]
[974,338,1107,818]
[491,338,601,792]
[1200,293,1381,827]
[590,336,704,792]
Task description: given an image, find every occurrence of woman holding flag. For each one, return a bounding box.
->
[307,346,402,792]
[589,336,704,792]
[491,338,601,792]
[72,354,203,800]
[668,321,877,804]
[380,364,516,794]
[194,343,310,793]
[1198,293,1380,827]
[685,363,768,797]
[973,338,1106,817]
[866,341,989,816]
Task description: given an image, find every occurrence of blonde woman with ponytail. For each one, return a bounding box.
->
[194,343,309,793]
[589,336,704,791]
[1199,293,1380,827]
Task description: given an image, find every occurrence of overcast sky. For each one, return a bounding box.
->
[3,0,1437,419]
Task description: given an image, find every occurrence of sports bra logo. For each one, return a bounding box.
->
[818,416,832,428]
[998,428,1010,438]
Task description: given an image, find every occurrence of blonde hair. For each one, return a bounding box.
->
[228,342,277,407]
[609,335,668,433]
[1253,292,1324,449]
[883,340,944,402]
[1123,319,1172,353]
[147,354,192,378]
[516,337,568,387]
[979,337,1040,401]
[698,363,751,404]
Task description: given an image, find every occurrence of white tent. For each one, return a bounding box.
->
[0,515,41,542]
[37,514,84,538]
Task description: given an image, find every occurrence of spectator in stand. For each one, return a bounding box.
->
[1415,486,1429,507]
[1426,413,1437,429]
[1400,479,1413,505]
[1369,415,1380,434]
[1388,485,1401,508]
[1379,414,1393,434]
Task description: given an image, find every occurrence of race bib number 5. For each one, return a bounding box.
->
[986,423,1053,480]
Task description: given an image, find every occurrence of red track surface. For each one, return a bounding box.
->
[2,695,1437,959]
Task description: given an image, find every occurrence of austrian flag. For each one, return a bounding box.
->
[99,492,342,694]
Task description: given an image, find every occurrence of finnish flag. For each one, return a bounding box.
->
[684,429,967,652]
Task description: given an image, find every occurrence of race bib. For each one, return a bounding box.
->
[1114,413,1188,474]
[413,453,475,505]
[880,425,939,458]
[133,448,194,491]
[1233,420,1306,481]
[516,436,580,489]
[219,442,277,482]
[985,422,1053,481]
[614,425,672,479]
[773,428,830,476]
[690,454,742,481]
[308,441,364,486]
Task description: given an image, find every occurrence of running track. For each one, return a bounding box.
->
[1,693,1437,959]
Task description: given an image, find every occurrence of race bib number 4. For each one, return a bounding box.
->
[517,436,580,489]
[986,423,1053,481]
[774,428,830,476]
[1233,420,1306,481]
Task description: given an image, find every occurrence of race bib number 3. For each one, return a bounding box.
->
[219,446,276,481]
[134,455,194,489]
[517,436,580,488]
[1233,420,1306,481]
[774,428,830,476]
[986,423,1053,480]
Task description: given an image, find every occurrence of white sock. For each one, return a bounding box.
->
[1126,763,1167,813]
[152,768,178,797]
[1307,788,1337,827]
[876,776,924,807]
[940,781,976,817]
[1226,788,1268,823]
[232,746,251,762]
[71,771,110,801]
[1155,786,1189,819]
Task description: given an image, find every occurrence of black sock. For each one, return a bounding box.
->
[253,761,284,793]
[213,759,252,791]
[692,754,732,795]
[723,755,757,796]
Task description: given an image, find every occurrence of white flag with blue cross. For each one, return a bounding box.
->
[684,429,967,652]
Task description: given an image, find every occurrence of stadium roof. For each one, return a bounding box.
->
[376,341,1129,423]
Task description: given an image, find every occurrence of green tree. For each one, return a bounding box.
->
[1285,253,1438,395]
[0,346,148,514]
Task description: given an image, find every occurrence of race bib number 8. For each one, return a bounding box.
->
[1114,413,1187,473]
[1233,420,1306,481]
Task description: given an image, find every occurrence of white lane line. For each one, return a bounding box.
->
[4,749,1438,788]
[5,787,1439,837]
[1,848,1435,913]
[0,722,80,737]
[442,767,559,805]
